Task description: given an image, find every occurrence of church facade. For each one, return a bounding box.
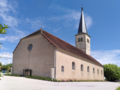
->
[12,7,104,80]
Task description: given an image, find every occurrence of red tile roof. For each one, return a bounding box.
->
[41,29,103,67]
[13,29,103,67]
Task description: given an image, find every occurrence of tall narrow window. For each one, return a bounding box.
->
[101,70,102,75]
[81,38,83,42]
[78,38,80,42]
[87,66,89,72]
[97,69,99,74]
[93,68,95,73]
[72,62,75,70]
[87,39,89,43]
[61,66,64,72]
[81,64,83,71]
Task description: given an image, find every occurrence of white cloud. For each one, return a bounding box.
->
[85,14,93,29]
[0,28,26,42]
[0,45,9,50]
[0,0,18,27]
[0,52,13,65]
[91,50,120,66]
[0,0,26,42]
[0,35,21,42]
[0,52,13,58]
[49,5,93,29]
[26,18,45,30]
[25,5,93,33]
[53,27,61,33]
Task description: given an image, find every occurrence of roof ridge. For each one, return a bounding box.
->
[42,33,57,47]
[43,30,90,56]
[22,29,41,40]
[42,30,103,67]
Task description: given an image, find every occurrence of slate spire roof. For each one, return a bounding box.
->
[78,7,87,34]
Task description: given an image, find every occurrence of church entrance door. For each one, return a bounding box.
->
[23,69,32,76]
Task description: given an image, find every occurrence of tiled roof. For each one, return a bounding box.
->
[13,29,103,67]
[41,29,103,67]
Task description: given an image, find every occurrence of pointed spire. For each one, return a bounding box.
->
[78,7,87,34]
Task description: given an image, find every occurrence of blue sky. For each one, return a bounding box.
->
[0,0,120,66]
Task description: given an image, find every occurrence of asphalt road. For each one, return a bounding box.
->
[0,76,120,90]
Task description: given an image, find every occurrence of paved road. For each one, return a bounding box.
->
[0,76,120,90]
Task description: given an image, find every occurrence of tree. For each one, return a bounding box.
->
[0,24,8,34]
[0,24,9,48]
[7,63,12,67]
[1,65,9,70]
[0,62,2,66]
[0,62,2,70]
[104,64,120,81]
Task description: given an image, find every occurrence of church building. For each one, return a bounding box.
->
[12,7,104,80]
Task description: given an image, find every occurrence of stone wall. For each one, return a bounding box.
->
[12,34,55,77]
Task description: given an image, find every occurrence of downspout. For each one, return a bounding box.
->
[54,48,57,80]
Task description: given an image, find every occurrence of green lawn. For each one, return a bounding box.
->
[116,87,120,90]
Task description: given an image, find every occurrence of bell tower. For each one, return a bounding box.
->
[75,7,91,55]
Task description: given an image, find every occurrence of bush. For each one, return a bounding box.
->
[1,65,9,70]
[26,76,52,81]
[104,64,120,81]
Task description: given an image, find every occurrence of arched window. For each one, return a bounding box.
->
[87,39,89,43]
[81,64,83,71]
[61,66,64,72]
[78,38,80,42]
[101,70,102,75]
[97,69,99,74]
[87,66,89,72]
[72,62,75,70]
[93,68,95,73]
[81,38,83,42]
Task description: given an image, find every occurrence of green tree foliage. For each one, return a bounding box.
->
[104,64,120,81]
[1,63,12,70]
[0,62,2,66]
[1,65,9,70]
[7,63,12,67]
[0,24,9,48]
[0,24,8,34]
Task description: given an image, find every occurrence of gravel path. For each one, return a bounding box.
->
[0,76,120,90]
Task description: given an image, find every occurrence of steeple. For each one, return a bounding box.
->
[75,7,91,55]
[78,7,87,34]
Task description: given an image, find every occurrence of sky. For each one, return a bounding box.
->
[0,0,120,66]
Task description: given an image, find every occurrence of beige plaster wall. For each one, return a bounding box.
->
[55,48,104,80]
[75,34,90,55]
[85,35,90,55]
[76,34,85,52]
[12,35,55,77]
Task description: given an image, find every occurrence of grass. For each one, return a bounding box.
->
[26,76,104,82]
[5,74,20,76]
[26,76,53,81]
[116,87,120,90]
[3,74,105,82]
[0,74,1,80]
[0,70,2,73]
